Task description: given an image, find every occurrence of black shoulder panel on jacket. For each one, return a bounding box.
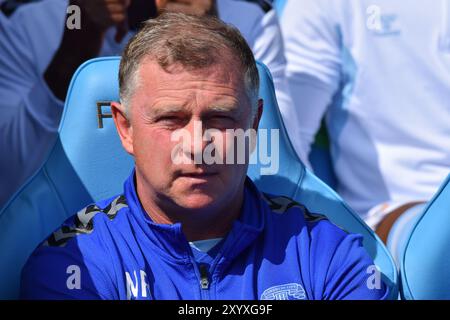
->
[43,195,128,248]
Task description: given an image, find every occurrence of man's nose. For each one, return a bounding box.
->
[182,119,208,163]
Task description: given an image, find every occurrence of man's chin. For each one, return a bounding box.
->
[174,193,219,212]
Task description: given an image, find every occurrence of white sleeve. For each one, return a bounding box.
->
[248,8,310,166]
[0,13,63,208]
[217,1,310,166]
[280,0,342,161]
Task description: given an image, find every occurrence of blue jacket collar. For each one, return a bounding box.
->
[123,169,266,263]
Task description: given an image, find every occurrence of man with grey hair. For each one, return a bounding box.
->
[20,13,389,300]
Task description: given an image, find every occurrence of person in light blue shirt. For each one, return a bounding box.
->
[21,12,388,300]
[280,0,450,235]
[0,0,138,209]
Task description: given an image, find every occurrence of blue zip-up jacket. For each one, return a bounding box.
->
[20,171,389,300]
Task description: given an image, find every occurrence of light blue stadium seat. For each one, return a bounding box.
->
[0,57,133,299]
[308,128,338,190]
[0,57,397,299]
[386,203,426,268]
[400,173,450,299]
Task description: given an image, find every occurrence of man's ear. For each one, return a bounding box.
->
[111,102,134,156]
[252,99,264,131]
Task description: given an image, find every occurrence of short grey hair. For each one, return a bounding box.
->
[119,12,259,119]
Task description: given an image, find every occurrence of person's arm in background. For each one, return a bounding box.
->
[0,8,65,208]
[45,0,131,100]
[280,0,342,164]
[216,0,311,166]
[248,6,313,166]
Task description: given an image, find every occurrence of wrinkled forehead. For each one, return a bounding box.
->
[133,57,250,106]
[139,53,246,84]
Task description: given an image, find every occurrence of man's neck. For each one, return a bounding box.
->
[136,183,245,242]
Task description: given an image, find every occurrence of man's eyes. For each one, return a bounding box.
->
[158,116,182,122]
[207,116,236,129]
[156,116,186,126]
[155,115,236,129]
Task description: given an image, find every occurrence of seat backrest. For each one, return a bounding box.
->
[0,57,397,299]
[400,173,450,299]
[0,57,133,299]
[308,124,338,190]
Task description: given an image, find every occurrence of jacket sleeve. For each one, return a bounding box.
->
[316,228,390,300]
[20,237,117,300]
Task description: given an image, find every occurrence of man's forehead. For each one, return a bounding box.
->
[129,57,251,118]
[134,60,248,100]
[138,56,244,84]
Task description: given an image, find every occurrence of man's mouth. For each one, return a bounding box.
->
[178,171,218,181]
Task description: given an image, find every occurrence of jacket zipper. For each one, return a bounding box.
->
[188,244,224,299]
[198,263,211,299]
[199,264,210,290]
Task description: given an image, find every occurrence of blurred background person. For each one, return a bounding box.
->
[0,0,294,209]
[279,0,450,240]
[0,0,151,210]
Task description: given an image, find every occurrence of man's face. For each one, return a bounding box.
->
[113,56,259,213]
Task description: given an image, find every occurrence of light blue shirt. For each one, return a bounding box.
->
[281,0,450,222]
